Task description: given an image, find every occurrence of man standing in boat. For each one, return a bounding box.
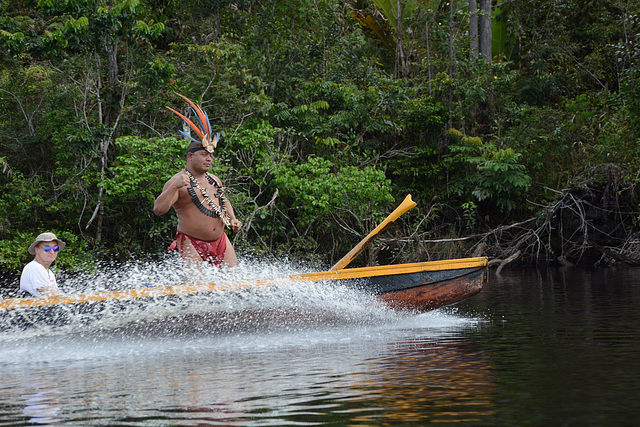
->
[154,94,242,267]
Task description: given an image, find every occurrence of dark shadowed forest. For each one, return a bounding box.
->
[1,0,639,283]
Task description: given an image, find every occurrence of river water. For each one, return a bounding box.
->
[1,262,639,425]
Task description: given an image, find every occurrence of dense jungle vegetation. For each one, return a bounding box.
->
[1,0,639,279]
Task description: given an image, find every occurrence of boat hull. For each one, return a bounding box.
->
[376,267,486,311]
[293,257,488,311]
[0,257,488,330]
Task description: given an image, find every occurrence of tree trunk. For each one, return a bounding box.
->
[395,0,410,79]
[96,139,108,246]
[86,40,122,244]
[425,17,432,96]
[470,0,479,58]
[105,39,120,128]
[479,0,492,63]
[447,0,454,130]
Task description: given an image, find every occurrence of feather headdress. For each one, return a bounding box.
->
[166,93,219,154]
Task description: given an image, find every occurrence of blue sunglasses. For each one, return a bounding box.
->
[41,245,60,253]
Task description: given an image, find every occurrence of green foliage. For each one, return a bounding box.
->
[370,0,425,31]
[447,129,531,212]
[0,229,93,274]
[271,77,405,163]
[271,156,394,226]
[0,230,36,273]
[0,29,25,55]
[461,201,477,232]
[0,0,639,273]
[0,160,95,273]
[398,93,446,133]
[0,169,46,231]
[101,136,184,202]
[37,0,153,56]
[99,136,186,246]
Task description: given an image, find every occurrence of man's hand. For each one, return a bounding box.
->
[230,218,242,233]
[169,171,190,189]
[154,171,190,216]
[38,286,60,297]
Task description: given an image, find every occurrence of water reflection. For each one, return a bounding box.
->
[0,309,492,425]
[0,255,497,424]
[10,261,640,424]
[335,336,495,424]
[165,322,496,424]
[459,267,640,425]
[19,369,62,425]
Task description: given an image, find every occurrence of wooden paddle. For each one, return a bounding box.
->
[330,194,417,271]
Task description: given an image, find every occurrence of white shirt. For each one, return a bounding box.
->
[20,260,58,297]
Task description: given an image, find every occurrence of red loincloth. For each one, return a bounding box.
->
[168,231,227,267]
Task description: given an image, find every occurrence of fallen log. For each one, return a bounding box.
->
[488,250,521,274]
[585,239,640,266]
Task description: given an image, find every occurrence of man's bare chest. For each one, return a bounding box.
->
[180,172,230,225]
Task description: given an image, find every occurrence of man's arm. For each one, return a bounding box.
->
[20,264,59,297]
[209,173,243,233]
[224,197,243,233]
[154,172,189,215]
[35,284,60,297]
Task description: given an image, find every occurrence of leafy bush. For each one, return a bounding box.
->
[447,129,531,213]
[0,230,93,274]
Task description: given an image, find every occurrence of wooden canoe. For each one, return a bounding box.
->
[0,257,487,327]
[296,257,487,311]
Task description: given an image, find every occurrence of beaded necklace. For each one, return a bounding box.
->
[184,169,231,227]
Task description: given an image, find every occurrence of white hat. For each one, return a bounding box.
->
[28,232,66,255]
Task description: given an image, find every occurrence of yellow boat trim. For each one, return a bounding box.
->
[0,257,487,310]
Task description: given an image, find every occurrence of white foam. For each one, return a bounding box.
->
[0,256,479,348]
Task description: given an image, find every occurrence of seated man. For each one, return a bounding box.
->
[20,232,66,297]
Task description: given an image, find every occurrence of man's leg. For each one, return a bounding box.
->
[176,233,204,270]
[223,234,238,267]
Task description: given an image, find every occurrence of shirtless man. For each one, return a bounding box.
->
[154,94,242,267]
